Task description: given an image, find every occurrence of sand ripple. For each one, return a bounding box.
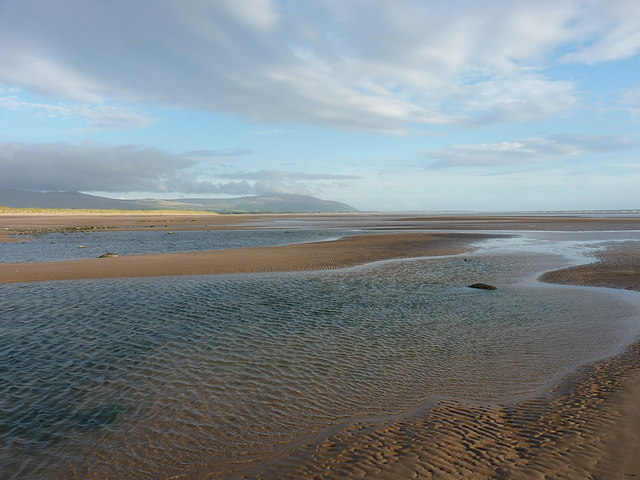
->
[234,342,640,479]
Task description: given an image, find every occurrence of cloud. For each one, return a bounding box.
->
[424,134,639,167]
[0,95,155,131]
[559,2,640,64]
[215,170,361,181]
[167,178,305,195]
[2,1,638,133]
[212,170,362,195]
[183,148,253,157]
[0,141,358,195]
[619,85,640,116]
[76,105,156,131]
[456,75,576,125]
[0,141,194,192]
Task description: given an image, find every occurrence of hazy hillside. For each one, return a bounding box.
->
[0,189,145,210]
[0,189,358,213]
[141,194,358,213]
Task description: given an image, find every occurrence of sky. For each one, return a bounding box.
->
[0,0,639,212]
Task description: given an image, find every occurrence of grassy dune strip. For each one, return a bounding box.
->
[0,206,211,215]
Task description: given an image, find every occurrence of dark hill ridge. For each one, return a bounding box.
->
[0,189,358,213]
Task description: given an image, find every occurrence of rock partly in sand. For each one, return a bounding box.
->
[467,282,497,290]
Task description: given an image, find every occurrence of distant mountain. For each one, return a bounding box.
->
[0,189,358,213]
[0,189,145,210]
[139,194,358,213]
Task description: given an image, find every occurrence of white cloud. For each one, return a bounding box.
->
[0,95,155,131]
[215,170,361,181]
[76,106,156,131]
[0,55,103,103]
[619,85,640,116]
[456,74,577,124]
[560,1,640,64]
[425,134,639,167]
[183,148,254,158]
[2,1,637,133]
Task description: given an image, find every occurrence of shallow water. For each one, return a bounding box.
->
[0,229,354,263]
[1,235,640,479]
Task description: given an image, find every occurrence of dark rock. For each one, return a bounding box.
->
[467,283,497,290]
[98,252,118,258]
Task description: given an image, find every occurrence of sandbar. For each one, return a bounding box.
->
[0,232,495,283]
[540,241,640,291]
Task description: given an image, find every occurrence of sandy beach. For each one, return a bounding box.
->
[1,212,640,478]
[2,212,640,234]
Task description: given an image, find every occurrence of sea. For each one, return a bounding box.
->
[1,225,640,479]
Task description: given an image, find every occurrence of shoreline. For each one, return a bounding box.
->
[540,241,640,291]
[2,212,640,236]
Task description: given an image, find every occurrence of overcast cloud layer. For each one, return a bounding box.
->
[0,0,639,209]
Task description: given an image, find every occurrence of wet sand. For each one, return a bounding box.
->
[229,342,640,480]
[224,243,640,479]
[541,241,640,291]
[0,232,495,283]
[2,212,640,235]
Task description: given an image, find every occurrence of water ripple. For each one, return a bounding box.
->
[1,254,639,479]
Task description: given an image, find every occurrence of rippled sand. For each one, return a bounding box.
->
[229,241,640,480]
[231,342,640,480]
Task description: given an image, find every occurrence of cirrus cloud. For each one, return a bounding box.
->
[0,95,155,131]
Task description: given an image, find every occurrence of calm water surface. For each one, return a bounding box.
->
[1,232,640,479]
[0,229,355,263]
